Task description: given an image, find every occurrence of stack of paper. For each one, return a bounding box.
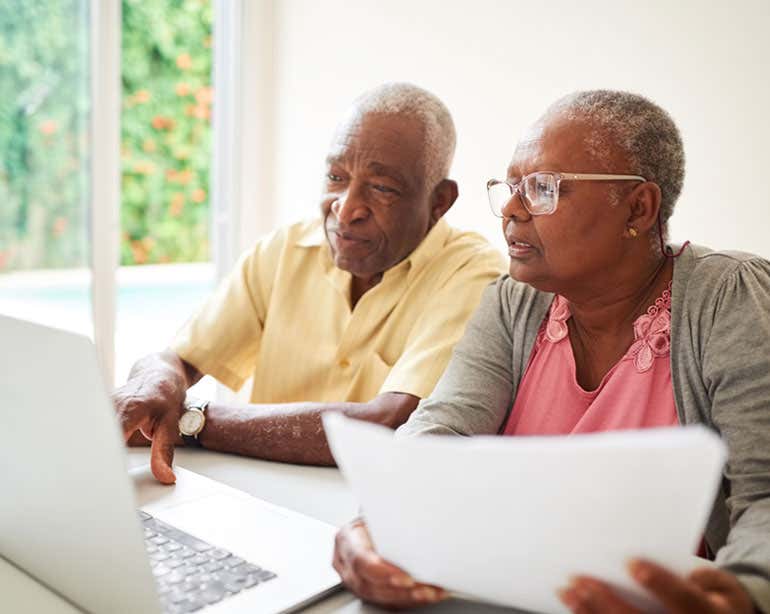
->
[323,415,726,614]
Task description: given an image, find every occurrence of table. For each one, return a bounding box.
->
[2,447,523,613]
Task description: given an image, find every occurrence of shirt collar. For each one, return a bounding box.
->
[295,221,326,247]
[402,217,451,279]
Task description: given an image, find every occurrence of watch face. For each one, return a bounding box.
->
[179,410,204,436]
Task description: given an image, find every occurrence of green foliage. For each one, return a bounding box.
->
[0,0,213,271]
[121,0,212,265]
[0,1,90,271]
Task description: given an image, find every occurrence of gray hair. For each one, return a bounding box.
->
[545,90,685,233]
[345,82,456,189]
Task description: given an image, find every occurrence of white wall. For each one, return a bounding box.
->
[260,0,770,258]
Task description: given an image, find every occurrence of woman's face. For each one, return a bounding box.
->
[502,116,635,295]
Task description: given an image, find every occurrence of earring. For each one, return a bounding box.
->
[628,227,638,238]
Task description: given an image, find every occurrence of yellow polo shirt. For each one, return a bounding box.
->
[170,217,505,403]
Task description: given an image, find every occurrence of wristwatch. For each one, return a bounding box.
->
[178,397,210,447]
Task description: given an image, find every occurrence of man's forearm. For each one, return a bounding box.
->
[128,350,203,392]
[198,393,418,466]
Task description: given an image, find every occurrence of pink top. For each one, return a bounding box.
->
[503,283,679,436]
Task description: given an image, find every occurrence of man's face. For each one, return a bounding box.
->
[321,112,434,279]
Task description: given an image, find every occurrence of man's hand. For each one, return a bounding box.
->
[558,559,755,613]
[112,352,194,485]
[332,518,447,609]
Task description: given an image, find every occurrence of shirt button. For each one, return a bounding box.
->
[338,358,350,368]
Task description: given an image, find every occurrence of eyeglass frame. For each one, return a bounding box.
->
[486,172,647,218]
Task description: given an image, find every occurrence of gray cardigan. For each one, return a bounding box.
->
[397,243,770,611]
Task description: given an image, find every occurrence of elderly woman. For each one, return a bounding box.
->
[331,90,770,613]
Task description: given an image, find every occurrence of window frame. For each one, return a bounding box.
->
[88,0,270,388]
[89,0,121,383]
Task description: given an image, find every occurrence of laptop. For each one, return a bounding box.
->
[0,314,341,614]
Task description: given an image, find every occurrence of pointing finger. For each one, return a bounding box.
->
[150,417,177,484]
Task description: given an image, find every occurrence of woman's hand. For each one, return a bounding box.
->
[558,559,755,613]
[332,518,448,609]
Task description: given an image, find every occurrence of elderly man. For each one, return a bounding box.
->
[114,82,505,484]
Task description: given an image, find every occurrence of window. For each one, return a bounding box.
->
[0,0,220,397]
[116,0,215,387]
[0,1,93,337]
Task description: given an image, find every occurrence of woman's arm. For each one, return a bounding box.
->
[702,258,770,612]
[396,276,549,438]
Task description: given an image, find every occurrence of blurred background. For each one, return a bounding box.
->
[1,0,768,391]
[0,0,215,390]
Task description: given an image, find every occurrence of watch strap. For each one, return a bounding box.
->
[184,397,210,413]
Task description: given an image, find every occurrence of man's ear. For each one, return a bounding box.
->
[626,181,662,234]
[430,179,458,223]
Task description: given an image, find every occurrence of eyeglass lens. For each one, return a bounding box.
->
[487,173,559,217]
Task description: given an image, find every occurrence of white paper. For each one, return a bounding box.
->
[323,414,727,614]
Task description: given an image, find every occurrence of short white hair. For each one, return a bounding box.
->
[545,90,685,232]
[344,82,456,189]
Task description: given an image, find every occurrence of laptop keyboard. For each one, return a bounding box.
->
[139,510,278,613]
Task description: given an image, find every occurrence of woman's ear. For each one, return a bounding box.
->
[626,181,662,234]
[430,179,459,223]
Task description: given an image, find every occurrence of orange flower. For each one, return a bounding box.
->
[39,119,58,136]
[134,89,151,104]
[175,82,191,96]
[165,169,194,185]
[195,86,213,105]
[176,53,192,70]
[192,104,210,120]
[142,138,157,153]
[184,104,196,117]
[170,192,185,217]
[130,241,148,264]
[132,161,155,175]
[53,217,68,237]
[151,116,175,131]
[191,188,206,203]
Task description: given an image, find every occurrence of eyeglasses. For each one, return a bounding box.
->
[486,172,646,217]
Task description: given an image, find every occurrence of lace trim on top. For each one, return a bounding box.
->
[543,281,672,373]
